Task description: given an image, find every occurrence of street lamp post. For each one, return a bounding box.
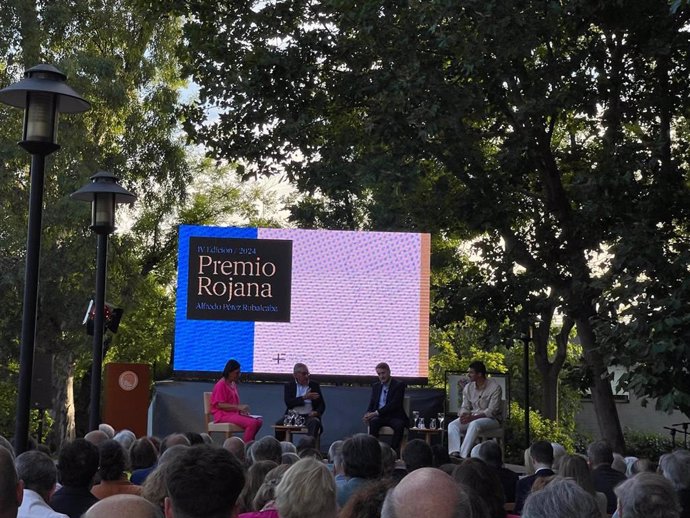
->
[71,171,136,431]
[0,65,89,454]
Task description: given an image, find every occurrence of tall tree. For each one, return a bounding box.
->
[177,0,690,450]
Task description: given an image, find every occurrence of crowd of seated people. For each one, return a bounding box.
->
[3,421,690,518]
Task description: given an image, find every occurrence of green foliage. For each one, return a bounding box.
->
[623,428,674,461]
[505,402,576,463]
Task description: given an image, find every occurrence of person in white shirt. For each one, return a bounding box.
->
[15,450,68,518]
[447,360,502,459]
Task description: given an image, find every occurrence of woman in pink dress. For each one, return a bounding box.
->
[211,359,263,441]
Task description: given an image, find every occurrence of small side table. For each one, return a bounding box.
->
[409,427,445,445]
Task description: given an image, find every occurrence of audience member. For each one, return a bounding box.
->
[630,457,656,475]
[183,432,204,446]
[513,440,554,514]
[615,471,681,518]
[237,460,278,513]
[83,494,162,518]
[279,441,296,454]
[164,444,245,518]
[83,430,109,446]
[274,458,336,518]
[587,440,626,514]
[381,467,471,518]
[558,454,606,516]
[51,439,99,518]
[140,446,189,511]
[0,447,22,518]
[159,434,190,455]
[99,424,116,439]
[297,448,322,460]
[473,440,517,505]
[295,436,317,452]
[249,437,282,465]
[130,438,159,485]
[659,449,690,517]
[612,452,627,475]
[339,478,395,518]
[249,464,290,515]
[452,458,505,518]
[222,437,246,465]
[113,429,137,451]
[431,444,451,468]
[91,440,141,499]
[0,436,15,459]
[15,450,68,518]
[281,453,300,465]
[337,434,382,508]
[402,439,433,473]
[550,443,566,471]
[521,477,599,518]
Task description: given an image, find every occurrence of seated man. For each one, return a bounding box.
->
[0,447,22,518]
[275,363,325,439]
[447,361,502,459]
[15,450,69,518]
[588,440,628,514]
[50,439,100,518]
[513,440,555,514]
[363,362,408,454]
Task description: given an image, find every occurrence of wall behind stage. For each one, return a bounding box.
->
[150,380,445,449]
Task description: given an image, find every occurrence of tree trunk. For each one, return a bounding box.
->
[50,350,76,450]
[576,316,625,453]
[533,305,570,421]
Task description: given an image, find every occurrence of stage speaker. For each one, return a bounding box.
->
[103,363,151,437]
[31,350,53,410]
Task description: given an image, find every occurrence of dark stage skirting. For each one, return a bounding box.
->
[150,380,445,450]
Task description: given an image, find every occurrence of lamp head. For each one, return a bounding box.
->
[71,171,136,234]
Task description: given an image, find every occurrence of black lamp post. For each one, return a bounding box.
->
[71,171,136,431]
[0,64,89,454]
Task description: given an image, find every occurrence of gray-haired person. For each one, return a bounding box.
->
[614,471,680,518]
[522,477,599,518]
[15,450,69,518]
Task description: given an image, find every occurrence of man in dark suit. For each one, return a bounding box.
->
[476,439,519,504]
[588,440,627,514]
[275,362,325,439]
[513,440,555,514]
[363,362,408,454]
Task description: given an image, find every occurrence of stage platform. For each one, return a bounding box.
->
[149,380,445,451]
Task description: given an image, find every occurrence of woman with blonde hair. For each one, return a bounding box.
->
[274,457,336,518]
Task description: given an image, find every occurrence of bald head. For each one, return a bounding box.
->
[381,468,469,518]
[84,494,162,518]
[84,430,109,446]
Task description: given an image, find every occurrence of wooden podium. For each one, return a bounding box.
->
[103,363,151,437]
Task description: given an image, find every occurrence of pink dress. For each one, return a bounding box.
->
[210,378,263,441]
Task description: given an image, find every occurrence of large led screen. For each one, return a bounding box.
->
[173,225,431,379]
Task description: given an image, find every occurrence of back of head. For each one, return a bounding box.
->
[476,440,503,469]
[615,472,680,518]
[165,444,245,518]
[452,459,505,518]
[184,432,204,446]
[522,478,599,518]
[660,449,690,491]
[252,464,290,511]
[339,478,395,518]
[252,436,282,464]
[587,440,613,467]
[15,450,57,496]
[274,458,336,518]
[558,454,595,494]
[0,447,20,518]
[343,434,382,479]
[57,438,99,488]
[130,437,158,471]
[281,453,300,465]
[160,433,191,455]
[84,494,163,518]
[529,441,554,466]
[84,430,109,446]
[98,439,128,481]
[99,423,116,439]
[238,460,279,512]
[329,440,344,471]
[379,442,396,476]
[402,439,433,473]
[222,437,246,463]
[280,441,297,454]
[431,444,450,468]
[381,467,471,518]
[114,429,137,450]
[0,436,15,459]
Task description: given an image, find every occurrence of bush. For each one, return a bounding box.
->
[504,402,576,464]
[623,428,674,462]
